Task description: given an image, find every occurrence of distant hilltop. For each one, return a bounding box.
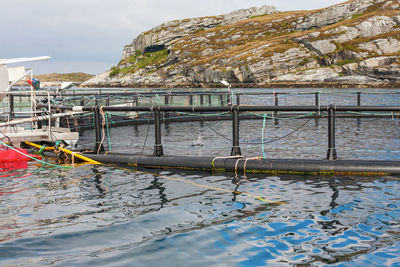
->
[36,72,94,83]
[82,0,400,88]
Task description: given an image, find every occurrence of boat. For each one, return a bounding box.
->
[0,56,80,152]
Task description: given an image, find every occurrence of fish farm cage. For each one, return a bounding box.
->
[2,87,400,176]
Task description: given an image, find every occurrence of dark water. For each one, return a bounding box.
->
[1,89,399,266]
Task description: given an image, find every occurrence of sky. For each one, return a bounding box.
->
[0,0,344,75]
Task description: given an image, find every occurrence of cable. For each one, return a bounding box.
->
[140,119,151,154]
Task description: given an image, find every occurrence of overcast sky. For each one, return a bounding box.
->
[0,0,344,75]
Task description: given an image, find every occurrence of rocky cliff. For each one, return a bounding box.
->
[82,0,400,88]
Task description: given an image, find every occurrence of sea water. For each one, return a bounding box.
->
[0,89,399,266]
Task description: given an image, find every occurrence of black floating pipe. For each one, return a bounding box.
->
[326,105,337,160]
[82,154,400,175]
[231,107,241,156]
[153,109,163,157]
[93,106,104,153]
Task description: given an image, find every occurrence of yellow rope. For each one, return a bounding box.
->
[24,141,101,165]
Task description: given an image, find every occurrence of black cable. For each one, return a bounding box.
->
[201,116,313,145]
[247,117,313,145]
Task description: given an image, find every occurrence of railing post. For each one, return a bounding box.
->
[236,93,240,106]
[164,94,169,119]
[8,93,14,120]
[326,105,337,160]
[153,109,163,157]
[231,106,241,156]
[189,95,193,106]
[273,91,279,125]
[357,92,361,106]
[315,92,320,116]
[94,106,104,153]
[208,94,212,106]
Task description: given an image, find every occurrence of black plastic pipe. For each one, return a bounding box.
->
[153,110,163,157]
[231,108,241,156]
[326,105,337,160]
[38,104,400,113]
[8,94,14,120]
[81,153,400,175]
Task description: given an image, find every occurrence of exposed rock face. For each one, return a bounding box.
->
[83,0,400,88]
[358,38,400,54]
[122,5,278,59]
[295,0,385,30]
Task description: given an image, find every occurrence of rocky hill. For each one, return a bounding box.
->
[82,0,400,88]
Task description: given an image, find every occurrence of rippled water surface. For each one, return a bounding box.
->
[1,89,399,266]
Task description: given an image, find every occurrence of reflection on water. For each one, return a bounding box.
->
[1,89,400,266]
[0,164,399,266]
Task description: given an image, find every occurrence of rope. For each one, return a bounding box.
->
[140,119,151,154]
[98,106,106,154]
[105,112,112,151]
[243,157,263,179]
[261,114,267,159]
[211,155,243,173]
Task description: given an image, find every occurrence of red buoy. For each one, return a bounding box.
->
[0,147,42,162]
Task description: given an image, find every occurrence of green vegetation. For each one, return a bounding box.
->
[109,67,121,77]
[110,49,169,77]
[337,59,358,66]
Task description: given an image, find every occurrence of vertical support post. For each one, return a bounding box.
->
[219,94,224,106]
[106,96,110,106]
[357,92,361,106]
[273,91,279,125]
[79,98,85,126]
[236,93,240,106]
[315,92,320,117]
[153,109,163,157]
[326,105,337,160]
[200,94,204,106]
[189,95,193,106]
[8,93,14,120]
[231,107,241,156]
[94,106,104,153]
[273,91,279,107]
[208,94,212,106]
[164,94,169,119]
